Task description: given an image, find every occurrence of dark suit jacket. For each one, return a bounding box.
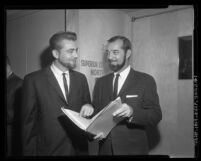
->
[7,73,23,155]
[21,66,91,156]
[93,68,162,155]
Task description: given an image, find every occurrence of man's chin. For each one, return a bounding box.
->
[69,65,76,70]
[65,63,76,70]
[109,65,119,72]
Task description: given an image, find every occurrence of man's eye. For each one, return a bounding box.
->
[67,48,78,53]
[67,50,74,53]
[113,51,119,55]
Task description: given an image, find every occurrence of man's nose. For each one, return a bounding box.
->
[107,52,113,59]
[72,50,78,58]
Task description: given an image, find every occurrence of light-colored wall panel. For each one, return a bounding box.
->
[78,9,131,95]
[26,10,65,74]
[132,7,194,157]
[66,9,80,72]
[7,10,65,78]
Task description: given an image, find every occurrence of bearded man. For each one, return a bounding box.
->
[21,31,94,156]
[92,36,162,155]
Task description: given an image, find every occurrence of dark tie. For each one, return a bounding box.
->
[113,73,120,99]
[62,73,69,102]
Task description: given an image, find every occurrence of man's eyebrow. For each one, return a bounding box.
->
[67,48,77,50]
[107,49,119,52]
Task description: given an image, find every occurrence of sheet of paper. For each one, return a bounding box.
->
[86,98,123,136]
[61,108,92,130]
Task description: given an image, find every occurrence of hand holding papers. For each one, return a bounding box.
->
[61,97,123,137]
[94,132,105,140]
[79,104,94,117]
[113,103,133,118]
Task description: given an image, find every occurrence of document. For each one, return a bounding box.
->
[61,97,123,137]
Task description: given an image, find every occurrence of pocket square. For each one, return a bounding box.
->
[126,95,138,98]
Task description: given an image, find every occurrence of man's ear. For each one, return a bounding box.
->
[52,49,59,59]
[126,49,131,59]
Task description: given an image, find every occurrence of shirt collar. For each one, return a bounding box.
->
[51,63,69,76]
[114,65,131,78]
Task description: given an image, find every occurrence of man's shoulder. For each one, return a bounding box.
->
[133,69,156,82]
[11,74,23,82]
[8,74,23,87]
[24,68,47,80]
[96,72,113,82]
[70,70,86,79]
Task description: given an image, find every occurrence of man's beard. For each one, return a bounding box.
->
[108,55,126,72]
[60,59,76,70]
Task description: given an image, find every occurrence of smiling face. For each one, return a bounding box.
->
[106,39,130,72]
[53,39,78,71]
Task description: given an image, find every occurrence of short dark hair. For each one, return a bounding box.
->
[107,36,132,53]
[49,31,77,50]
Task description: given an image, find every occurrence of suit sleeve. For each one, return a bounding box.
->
[129,76,162,127]
[82,75,91,105]
[92,78,101,115]
[21,75,38,155]
[7,79,23,124]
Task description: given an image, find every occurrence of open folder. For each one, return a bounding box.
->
[61,97,123,137]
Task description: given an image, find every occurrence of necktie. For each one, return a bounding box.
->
[113,73,120,99]
[62,73,69,102]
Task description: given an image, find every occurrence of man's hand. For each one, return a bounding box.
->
[93,132,105,141]
[79,104,94,117]
[113,103,133,118]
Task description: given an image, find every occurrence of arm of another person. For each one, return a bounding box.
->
[92,78,102,116]
[79,75,94,117]
[21,75,38,155]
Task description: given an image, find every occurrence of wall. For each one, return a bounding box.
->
[131,7,194,157]
[7,10,65,78]
[77,9,131,96]
[66,9,80,71]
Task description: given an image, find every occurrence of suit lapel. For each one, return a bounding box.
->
[45,67,67,103]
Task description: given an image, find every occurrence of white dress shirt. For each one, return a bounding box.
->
[51,63,70,101]
[113,65,131,95]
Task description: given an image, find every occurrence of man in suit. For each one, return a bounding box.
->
[6,56,23,156]
[21,31,94,156]
[93,36,162,155]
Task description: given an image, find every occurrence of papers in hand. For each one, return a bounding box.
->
[61,97,123,137]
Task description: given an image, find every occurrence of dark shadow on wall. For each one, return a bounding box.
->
[146,126,161,152]
[40,46,55,68]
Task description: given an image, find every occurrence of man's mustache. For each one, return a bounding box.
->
[108,60,117,63]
